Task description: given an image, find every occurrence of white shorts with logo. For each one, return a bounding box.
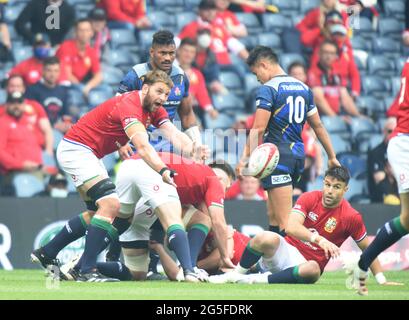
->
[387,134,409,194]
[56,139,109,187]
[258,235,307,274]
[117,158,179,243]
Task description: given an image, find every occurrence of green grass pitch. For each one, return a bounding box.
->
[0,270,407,300]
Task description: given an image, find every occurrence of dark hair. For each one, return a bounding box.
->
[75,18,92,28]
[43,56,60,67]
[247,45,279,67]
[6,74,24,87]
[152,30,175,48]
[180,37,197,48]
[288,61,306,74]
[324,166,350,185]
[209,161,236,180]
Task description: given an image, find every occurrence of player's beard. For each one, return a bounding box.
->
[143,91,161,112]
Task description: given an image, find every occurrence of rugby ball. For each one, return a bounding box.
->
[248,143,280,179]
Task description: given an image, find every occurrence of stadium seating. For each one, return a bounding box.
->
[338,153,367,178]
[88,87,114,108]
[356,95,385,117]
[235,13,263,35]
[109,29,138,49]
[13,173,45,197]
[395,57,407,73]
[321,116,348,134]
[378,18,404,40]
[262,14,292,33]
[349,117,377,138]
[361,75,390,97]
[153,0,185,12]
[204,113,236,130]
[12,45,32,64]
[279,53,306,72]
[351,35,372,52]
[344,178,367,201]
[390,76,402,96]
[306,175,324,192]
[357,133,383,153]
[271,0,300,15]
[257,33,282,53]
[0,89,6,103]
[353,17,374,39]
[101,65,124,87]
[328,134,351,154]
[148,10,177,31]
[52,129,64,151]
[372,37,402,57]
[299,0,320,14]
[367,55,395,76]
[175,11,196,33]
[67,88,86,108]
[219,70,244,96]
[212,92,245,114]
[384,0,406,20]
[4,3,25,23]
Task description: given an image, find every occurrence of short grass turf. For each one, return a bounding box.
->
[0,270,407,300]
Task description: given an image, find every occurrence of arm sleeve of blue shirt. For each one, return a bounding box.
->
[256,85,275,112]
[183,73,190,98]
[117,69,142,94]
[306,88,317,116]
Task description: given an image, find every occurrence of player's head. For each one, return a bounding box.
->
[43,56,61,86]
[288,62,307,83]
[209,160,236,192]
[75,18,94,45]
[319,40,338,68]
[247,46,280,84]
[150,30,176,73]
[177,38,197,67]
[322,166,350,208]
[141,70,173,112]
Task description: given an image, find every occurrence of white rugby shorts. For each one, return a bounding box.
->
[387,134,409,194]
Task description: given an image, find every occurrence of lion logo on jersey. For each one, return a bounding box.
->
[324,217,337,233]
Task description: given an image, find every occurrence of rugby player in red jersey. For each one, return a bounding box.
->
[347,61,409,295]
[31,70,209,282]
[209,166,398,286]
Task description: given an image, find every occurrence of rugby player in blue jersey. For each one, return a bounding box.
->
[236,46,341,235]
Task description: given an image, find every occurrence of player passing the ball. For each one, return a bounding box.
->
[236,46,340,234]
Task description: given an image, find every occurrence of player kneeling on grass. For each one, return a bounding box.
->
[209,166,401,286]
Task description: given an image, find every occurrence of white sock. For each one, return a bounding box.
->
[235,265,249,274]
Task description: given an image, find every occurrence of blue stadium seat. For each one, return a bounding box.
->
[372,37,402,56]
[102,152,118,174]
[52,129,64,151]
[367,55,395,76]
[153,0,184,12]
[148,10,176,30]
[279,53,305,73]
[240,36,258,50]
[357,133,383,153]
[356,95,385,116]
[244,73,260,95]
[353,50,368,73]
[321,116,348,133]
[219,70,244,95]
[204,113,236,130]
[102,65,124,87]
[361,75,390,97]
[109,29,138,49]
[353,17,373,39]
[262,14,292,33]
[212,93,245,113]
[383,96,395,114]
[235,13,263,35]
[384,0,405,19]
[338,153,367,178]
[13,173,45,197]
[270,0,300,12]
[299,0,320,14]
[67,88,86,108]
[306,175,324,192]
[139,30,157,51]
[344,179,366,201]
[349,194,371,204]
[351,35,371,51]
[0,89,6,103]
[257,33,282,52]
[12,45,32,64]
[104,50,135,70]
[329,134,351,154]
[349,117,377,138]
[88,87,114,108]
[395,57,407,72]
[378,18,404,39]
[390,76,402,96]
[4,3,25,23]
[184,0,201,10]
[175,11,197,32]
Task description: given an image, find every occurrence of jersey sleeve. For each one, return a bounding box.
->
[292,192,315,218]
[307,88,318,117]
[346,211,367,243]
[205,176,225,208]
[151,106,170,128]
[255,85,275,112]
[117,69,143,94]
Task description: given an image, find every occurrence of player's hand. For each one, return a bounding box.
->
[208,108,219,119]
[221,256,236,269]
[236,159,251,179]
[118,144,134,160]
[192,142,210,162]
[161,168,177,188]
[317,238,340,259]
[327,157,341,169]
[382,281,404,286]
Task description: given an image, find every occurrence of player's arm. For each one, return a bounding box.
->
[178,95,203,146]
[286,208,340,259]
[356,236,403,286]
[197,234,235,271]
[125,122,176,187]
[158,121,209,161]
[307,110,340,169]
[149,241,180,281]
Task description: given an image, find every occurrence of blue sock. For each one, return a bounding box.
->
[96,261,133,281]
[80,217,117,273]
[358,217,408,271]
[267,266,311,284]
[240,243,263,269]
[42,214,87,258]
[188,224,209,267]
[167,224,193,272]
[105,217,130,261]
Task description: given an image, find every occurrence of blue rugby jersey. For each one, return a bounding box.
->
[255,75,317,159]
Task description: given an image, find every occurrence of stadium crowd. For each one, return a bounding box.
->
[0,0,407,205]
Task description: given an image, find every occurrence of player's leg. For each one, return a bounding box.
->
[146,219,166,280]
[266,186,293,233]
[183,205,211,268]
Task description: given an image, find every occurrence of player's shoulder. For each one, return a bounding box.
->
[131,62,150,77]
[170,62,186,77]
[298,190,322,202]
[266,75,310,91]
[340,198,361,216]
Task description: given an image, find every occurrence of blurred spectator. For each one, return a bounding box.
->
[367,117,399,204]
[288,62,308,84]
[309,10,361,97]
[15,0,76,46]
[225,176,267,200]
[35,172,69,198]
[228,0,278,25]
[178,0,249,68]
[56,19,103,98]
[338,0,379,22]
[215,0,248,38]
[26,56,72,133]
[0,92,43,176]
[8,33,68,86]
[0,0,12,63]
[97,0,151,30]
[177,38,219,122]
[88,8,111,61]
[308,40,361,118]
[195,28,228,94]
[1,75,54,156]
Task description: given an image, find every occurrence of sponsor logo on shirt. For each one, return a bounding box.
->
[145,208,154,217]
[153,185,160,192]
[308,212,318,222]
[324,217,337,233]
[174,87,181,96]
[270,174,292,185]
